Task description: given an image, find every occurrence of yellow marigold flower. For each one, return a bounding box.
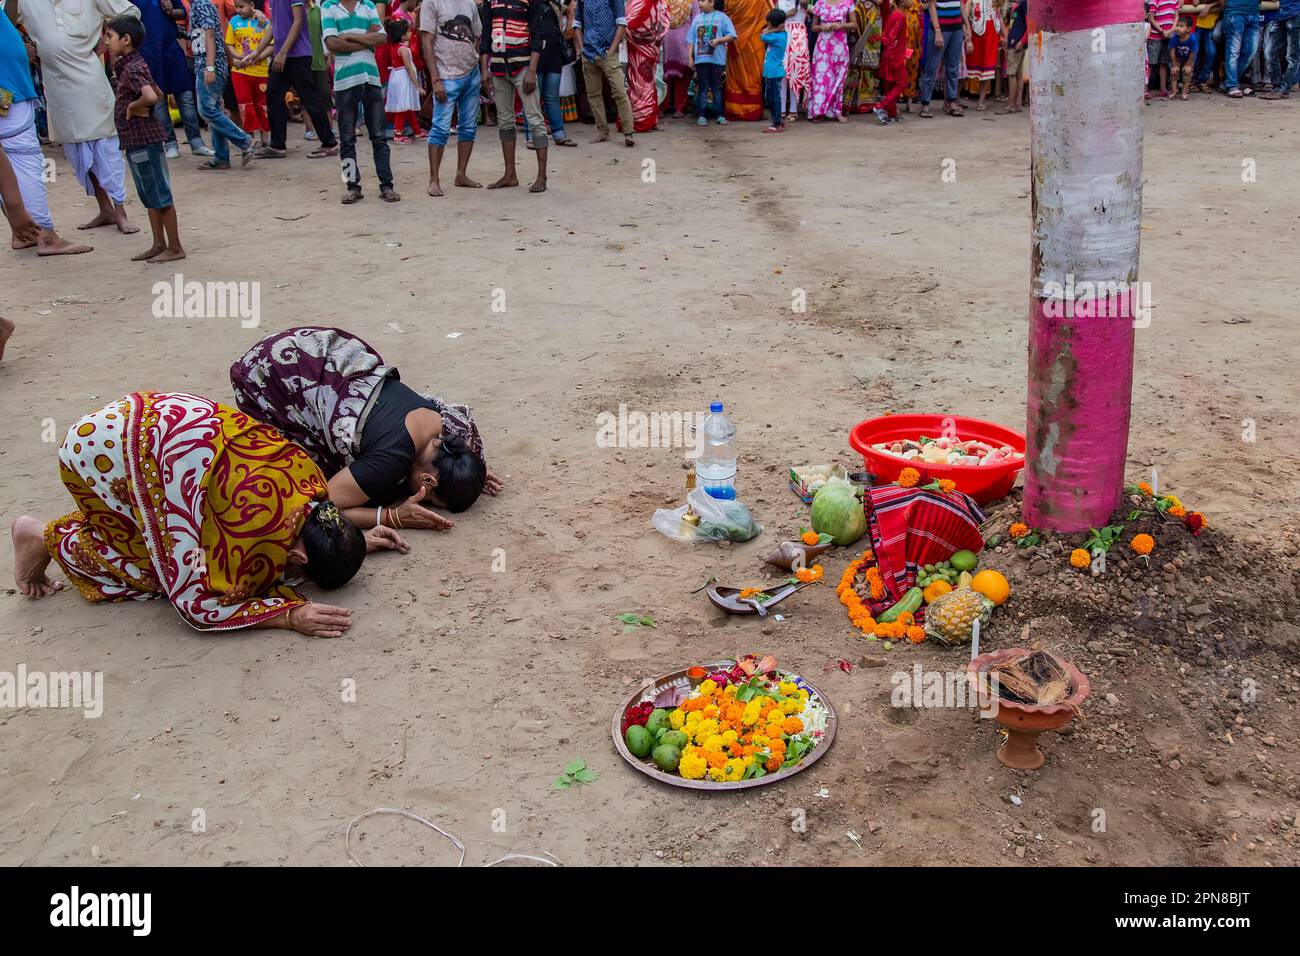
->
[780,698,801,715]
[1130,533,1155,556]
[778,681,798,696]
[1069,548,1091,569]
[697,679,718,695]
[679,752,707,780]
[694,719,719,741]
[1009,522,1029,539]
[702,735,725,753]
[753,734,770,747]
[898,467,920,488]
[707,767,726,782]
[685,710,701,726]
[741,700,762,725]
[1161,494,1183,510]
[722,684,738,697]
[669,709,685,730]
[723,759,746,782]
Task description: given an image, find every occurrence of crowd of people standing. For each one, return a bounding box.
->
[1,0,1296,263]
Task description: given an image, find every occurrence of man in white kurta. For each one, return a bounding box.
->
[9,0,142,233]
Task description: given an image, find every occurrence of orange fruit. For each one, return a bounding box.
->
[922,580,953,604]
[970,569,1010,606]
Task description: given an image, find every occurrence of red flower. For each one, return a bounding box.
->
[620,701,655,734]
[1185,512,1205,536]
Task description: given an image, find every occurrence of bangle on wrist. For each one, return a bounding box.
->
[376,506,384,528]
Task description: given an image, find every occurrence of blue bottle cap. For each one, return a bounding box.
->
[710,401,723,413]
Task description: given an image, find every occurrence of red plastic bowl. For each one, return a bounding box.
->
[848,414,1026,506]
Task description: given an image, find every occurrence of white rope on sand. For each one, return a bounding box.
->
[344,808,562,867]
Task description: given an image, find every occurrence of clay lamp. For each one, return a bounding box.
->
[966,647,1091,770]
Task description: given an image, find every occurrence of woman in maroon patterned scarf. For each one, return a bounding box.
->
[230,326,502,535]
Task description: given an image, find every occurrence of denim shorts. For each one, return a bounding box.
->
[428,68,481,148]
[125,143,174,211]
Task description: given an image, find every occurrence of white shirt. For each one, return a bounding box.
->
[778,0,806,25]
[17,0,141,143]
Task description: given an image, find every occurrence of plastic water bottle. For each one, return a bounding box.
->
[697,401,737,499]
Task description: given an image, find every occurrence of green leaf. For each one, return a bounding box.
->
[1127,510,1141,521]
[553,776,572,789]
[639,616,657,628]
[563,758,586,775]
[574,768,600,783]
[616,613,640,624]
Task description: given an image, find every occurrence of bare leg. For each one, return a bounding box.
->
[34,227,93,257]
[529,145,548,193]
[79,172,139,234]
[0,316,14,361]
[132,208,166,261]
[148,206,186,263]
[454,139,480,187]
[11,516,62,599]
[428,143,445,196]
[488,139,519,189]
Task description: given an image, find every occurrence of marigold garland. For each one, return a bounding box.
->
[1130,533,1155,556]
[897,467,920,488]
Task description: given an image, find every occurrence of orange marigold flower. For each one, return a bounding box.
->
[782,717,804,735]
[765,755,783,772]
[1009,522,1029,539]
[1130,533,1155,556]
[1168,505,1186,518]
[1069,548,1091,569]
[897,467,920,488]
[897,611,914,626]
[1137,482,1153,496]
[938,479,956,493]
[706,750,728,769]
[765,723,785,740]
[906,625,926,643]
[739,587,762,599]
[801,530,820,546]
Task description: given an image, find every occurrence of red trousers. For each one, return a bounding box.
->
[662,75,691,114]
[877,77,906,119]
[231,70,269,133]
[387,110,422,135]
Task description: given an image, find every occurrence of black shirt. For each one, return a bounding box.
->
[353,377,438,506]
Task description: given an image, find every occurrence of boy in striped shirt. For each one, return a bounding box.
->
[322,0,400,202]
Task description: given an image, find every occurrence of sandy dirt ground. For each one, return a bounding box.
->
[1,94,1298,867]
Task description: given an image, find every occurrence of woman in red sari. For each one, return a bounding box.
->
[626,0,671,131]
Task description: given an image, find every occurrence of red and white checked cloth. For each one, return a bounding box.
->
[864,485,987,610]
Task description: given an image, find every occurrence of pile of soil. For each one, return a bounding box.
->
[977,488,1298,667]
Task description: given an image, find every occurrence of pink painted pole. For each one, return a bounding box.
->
[1023,0,1146,532]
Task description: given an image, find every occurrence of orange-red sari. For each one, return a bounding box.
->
[724,0,768,120]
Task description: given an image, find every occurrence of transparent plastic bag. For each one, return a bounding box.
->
[652,488,763,543]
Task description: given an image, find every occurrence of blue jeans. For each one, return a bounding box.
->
[1223,14,1261,90]
[524,71,567,143]
[921,28,963,104]
[195,68,251,163]
[428,68,480,147]
[1194,24,1219,84]
[1261,19,1285,85]
[763,76,783,126]
[155,87,205,150]
[695,62,724,118]
[1279,15,1300,91]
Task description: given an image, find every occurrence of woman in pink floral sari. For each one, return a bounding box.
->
[807,0,857,120]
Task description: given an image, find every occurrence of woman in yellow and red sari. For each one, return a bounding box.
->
[11,391,408,637]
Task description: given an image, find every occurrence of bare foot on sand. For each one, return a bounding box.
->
[79,210,116,230]
[11,236,37,250]
[36,231,94,256]
[132,245,166,261]
[0,316,14,361]
[455,174,482,188]
[12,516,62,599]
[428,180,445,197]
[487,174,518,189]
[79,207,139,235]
[529,177,547,193]
[148,248,186,263]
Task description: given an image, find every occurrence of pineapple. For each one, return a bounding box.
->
[924,589,992,646]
